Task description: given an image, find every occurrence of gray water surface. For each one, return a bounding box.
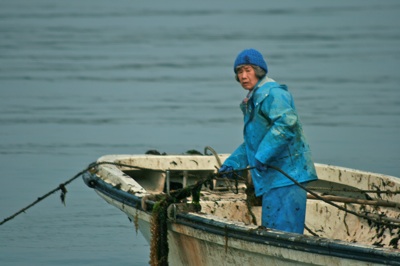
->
[1,0,399,265]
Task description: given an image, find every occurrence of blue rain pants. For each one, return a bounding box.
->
[261,183,308,234]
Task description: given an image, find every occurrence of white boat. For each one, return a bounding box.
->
[83,153,400,265]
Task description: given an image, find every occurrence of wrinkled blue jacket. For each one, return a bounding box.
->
[224,77,318,197]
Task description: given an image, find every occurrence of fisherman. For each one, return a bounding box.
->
[219,48,318,234]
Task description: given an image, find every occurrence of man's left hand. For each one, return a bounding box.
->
[255,159,268,172]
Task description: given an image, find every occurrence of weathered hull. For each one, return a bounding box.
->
[83,154,400,265]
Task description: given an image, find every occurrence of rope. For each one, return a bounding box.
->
[2,159,399,229]
[264,164,400,227]
[0,161,156,226]
[307,186,400,195]
[204,146,222,167]
[0,167,88,226]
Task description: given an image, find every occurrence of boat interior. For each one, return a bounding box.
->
[100,155,400,249]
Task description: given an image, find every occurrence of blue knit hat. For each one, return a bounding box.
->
[233,49,268,74]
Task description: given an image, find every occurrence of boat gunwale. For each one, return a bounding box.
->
[82,171,400,265]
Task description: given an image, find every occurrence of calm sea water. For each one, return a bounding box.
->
[1,0,399,265]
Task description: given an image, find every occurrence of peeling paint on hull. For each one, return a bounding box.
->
[83,154,400,265]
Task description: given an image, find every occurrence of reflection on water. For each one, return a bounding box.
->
[1,0,399,265]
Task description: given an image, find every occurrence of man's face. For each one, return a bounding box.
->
[237,65,259,91]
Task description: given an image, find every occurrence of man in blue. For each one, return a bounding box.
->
[219,48,318,234]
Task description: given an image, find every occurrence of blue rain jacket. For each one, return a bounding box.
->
[223,77,318,197]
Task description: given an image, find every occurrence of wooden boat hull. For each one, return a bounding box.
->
[83,154,400,265]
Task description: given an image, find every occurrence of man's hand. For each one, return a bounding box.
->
[255,159,268,172]
[218,165,234,179]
